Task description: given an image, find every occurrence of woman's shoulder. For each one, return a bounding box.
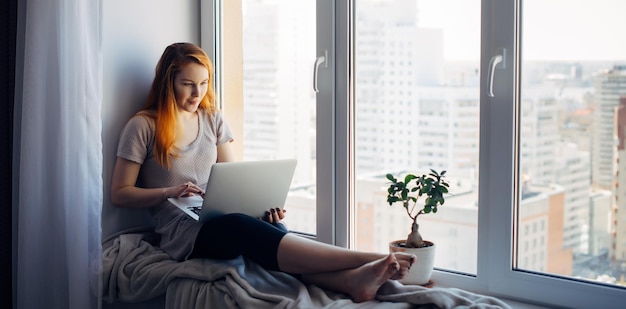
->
[134,109,157,120]
[199,107,221,117]
[119,110,157,138]
[199,107,225,123]
[127,110,156,127]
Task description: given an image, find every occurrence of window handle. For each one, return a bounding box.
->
[487,48,505,97]
[313,50,327,93]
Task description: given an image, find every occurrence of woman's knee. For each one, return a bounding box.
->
[219,213,258,227]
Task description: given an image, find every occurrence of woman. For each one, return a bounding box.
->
[110,42,415,303]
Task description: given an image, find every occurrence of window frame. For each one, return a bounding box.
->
[477,1,625,307]
[315,0,344,246]
[338,0,626,308]
[209,0,626,307]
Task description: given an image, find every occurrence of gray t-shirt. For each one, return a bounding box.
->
[116,108,234,260]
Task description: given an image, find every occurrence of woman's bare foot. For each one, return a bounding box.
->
[390,252,415,280]
[344,254,400,303]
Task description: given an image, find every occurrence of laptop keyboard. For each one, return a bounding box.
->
[190,206,202,215]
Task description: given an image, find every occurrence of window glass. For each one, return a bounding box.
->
[518,0,626,287]
[353,0,481,275]
[241,0,316,235]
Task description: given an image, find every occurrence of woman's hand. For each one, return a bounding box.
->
[261,207,287,224]
[164,182,205,199]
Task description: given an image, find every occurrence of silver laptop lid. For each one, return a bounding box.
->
[198,159,297,221]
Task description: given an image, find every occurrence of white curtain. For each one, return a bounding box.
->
[15,0,102,308]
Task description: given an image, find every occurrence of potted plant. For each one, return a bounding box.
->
[385,169,449,285]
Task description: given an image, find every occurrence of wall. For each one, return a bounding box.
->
[101,0,199,240]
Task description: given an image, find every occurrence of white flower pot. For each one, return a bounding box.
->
[389,240,436,285]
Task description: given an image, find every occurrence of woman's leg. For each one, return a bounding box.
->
[190,213,287,270]
[192,213,415,274]
[274,230,416,302]
[191,214,415,302]
[276,233,415,275]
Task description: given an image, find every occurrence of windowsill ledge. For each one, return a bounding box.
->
[499,298,553,309]
[429,281,551,308]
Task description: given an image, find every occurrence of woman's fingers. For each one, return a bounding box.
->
[177,182,204,197]
[261,208,286,223]
[260,211,270,223]
[271,208,280,222]
[276,208,286,220]
[271,208,285,222]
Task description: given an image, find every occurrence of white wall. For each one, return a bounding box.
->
[101,0,199,240]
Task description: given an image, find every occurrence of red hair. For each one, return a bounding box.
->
[141,42,217,168]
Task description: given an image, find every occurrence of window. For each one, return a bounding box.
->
[216,0,626,307]
[515,0,626,291]
[349,0,626,307]
[353,0,481,276]
[238,0,319,236]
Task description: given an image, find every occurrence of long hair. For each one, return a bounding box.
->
[141,42,217,168]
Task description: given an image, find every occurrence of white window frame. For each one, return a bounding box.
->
[204,0,338,243]
[315,0,343,246]
[207,0,626,307]
[335,0,626,308]
[475,1,625,307]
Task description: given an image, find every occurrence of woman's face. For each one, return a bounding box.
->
[173,62,209,114]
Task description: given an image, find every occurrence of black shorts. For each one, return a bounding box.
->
[189,213,288,271]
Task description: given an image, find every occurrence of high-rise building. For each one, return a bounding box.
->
[355,0,432,174]
[555,143,591,253]
[592,66,626,190]
[241,0,315,186]
[612,98,626,261]
[414,87,479,180]
[590,190,612,256]
[518,182,572,276]
[520,87,559,186]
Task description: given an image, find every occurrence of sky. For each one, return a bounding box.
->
[417,0,626,61]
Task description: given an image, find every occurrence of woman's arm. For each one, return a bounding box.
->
[217,141,235,162]
[110,157,203,208]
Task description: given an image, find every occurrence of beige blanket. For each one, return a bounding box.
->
[102,233,511,309]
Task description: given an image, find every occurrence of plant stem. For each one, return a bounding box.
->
[405,201,425,223]
[413,209,424,225]
[404,201,416,221]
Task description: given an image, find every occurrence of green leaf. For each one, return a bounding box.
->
[404,174,417,183]
[426,197,436,206]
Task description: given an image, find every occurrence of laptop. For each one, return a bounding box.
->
[168,159,297,222]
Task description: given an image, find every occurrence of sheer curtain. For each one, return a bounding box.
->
[14,0,102,308]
